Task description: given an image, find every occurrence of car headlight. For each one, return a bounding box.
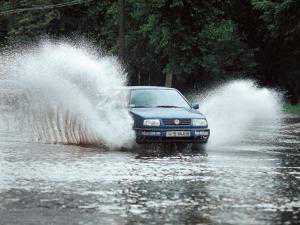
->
[143,119,160,127]
[192,118,208,127]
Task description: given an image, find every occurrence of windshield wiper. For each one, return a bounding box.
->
[156,105,181,108]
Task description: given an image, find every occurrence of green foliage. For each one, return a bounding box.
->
[120,0,257,88]
[202,20,236,41]
[283,103,300,115]
[251,0,299,102]
[251,0,299,38]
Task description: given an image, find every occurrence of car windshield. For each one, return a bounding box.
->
[129,89,190,108]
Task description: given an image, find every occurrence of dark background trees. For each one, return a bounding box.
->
[0,0,299,103]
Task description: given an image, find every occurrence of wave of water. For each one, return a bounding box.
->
[0,41,135,149]
[0,41,283,149]
[196,80,282,146]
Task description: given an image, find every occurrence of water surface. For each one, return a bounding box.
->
[0,115,299,225]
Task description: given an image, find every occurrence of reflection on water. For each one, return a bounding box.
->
[0,116,299,225]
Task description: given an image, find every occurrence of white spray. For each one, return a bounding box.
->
[0,41,135,148]
[196,80,282,146]
[0,41,283,149]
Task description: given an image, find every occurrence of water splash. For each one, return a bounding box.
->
[196,80,282,146]
[0,41,283,149]
[0,41,135,149]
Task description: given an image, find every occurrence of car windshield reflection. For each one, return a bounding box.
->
[130,89,190,108]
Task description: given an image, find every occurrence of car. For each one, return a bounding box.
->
[125,86,210,147]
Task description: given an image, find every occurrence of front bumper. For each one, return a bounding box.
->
[135,128,210,144]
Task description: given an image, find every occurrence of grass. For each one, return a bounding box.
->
[283,103,300,115]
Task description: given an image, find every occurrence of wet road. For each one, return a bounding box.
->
[0,115,299,225]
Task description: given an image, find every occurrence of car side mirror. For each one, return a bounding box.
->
[192,103,199,110]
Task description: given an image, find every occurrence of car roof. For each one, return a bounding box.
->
[122,86,175,90]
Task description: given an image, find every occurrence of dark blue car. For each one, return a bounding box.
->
[126,86,210,145]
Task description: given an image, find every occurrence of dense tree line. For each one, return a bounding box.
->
[0,0,299,103]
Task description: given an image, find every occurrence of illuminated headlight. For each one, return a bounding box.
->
[143,119,160,127]
[192,118,208,127]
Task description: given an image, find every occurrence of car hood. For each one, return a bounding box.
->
[130,107,205,119]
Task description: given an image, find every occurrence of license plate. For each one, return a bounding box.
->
[166,131,191,137]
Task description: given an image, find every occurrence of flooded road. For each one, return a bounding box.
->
[0,115,299,225]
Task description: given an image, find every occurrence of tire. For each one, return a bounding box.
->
[191,143,207,152]
[175,143,191,151]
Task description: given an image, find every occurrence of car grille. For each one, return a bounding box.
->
[162,118,191,126]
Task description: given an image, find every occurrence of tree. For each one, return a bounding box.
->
[0,0,298,102]
[118,0,126,61]
[227,0,300,103]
